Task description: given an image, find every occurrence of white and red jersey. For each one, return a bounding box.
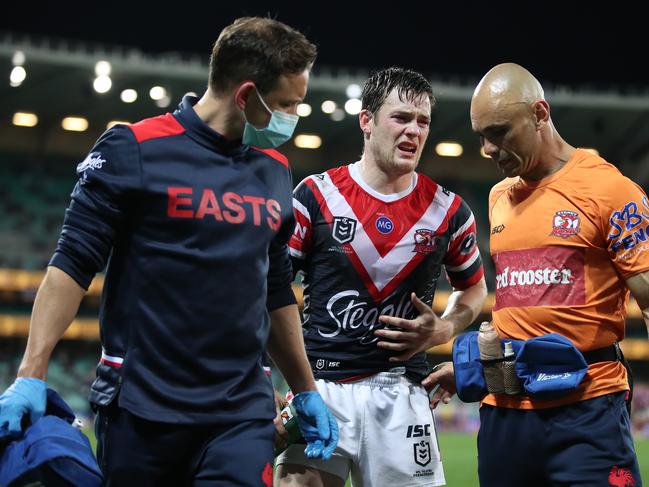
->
[289,162,484,380]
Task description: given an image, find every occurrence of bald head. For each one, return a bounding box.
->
[472,63,544,109]
[470,63,572,180]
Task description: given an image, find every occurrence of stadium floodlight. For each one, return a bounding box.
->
[9,66,26,87]
[12,112,38,127]
[155,95,171,108]
[345,83,362,99]
[107,120,131,129]
[294,134,322,149]
[149,86,167,101]
[435,142,463,157]
[12,51,25,66]
[94,60,111,77]
[321,100,336,114]
[344,98,362,115]
[93,75,112,94]
[61,117,89,132]
[297,103,312,117]
[120,89,138,103]
[330,108,345,122]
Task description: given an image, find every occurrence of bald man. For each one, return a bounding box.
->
[426,63,647,486]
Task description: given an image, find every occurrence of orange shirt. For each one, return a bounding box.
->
[484,149,649,409]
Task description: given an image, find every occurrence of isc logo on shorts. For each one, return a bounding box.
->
[406,424,431,438]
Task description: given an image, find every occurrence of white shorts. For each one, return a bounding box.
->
[276,372,446,486]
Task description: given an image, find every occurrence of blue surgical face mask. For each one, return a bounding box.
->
[242,88,299,149]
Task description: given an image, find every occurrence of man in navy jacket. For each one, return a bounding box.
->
[0,17,337,486]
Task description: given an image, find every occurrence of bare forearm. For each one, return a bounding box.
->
[626,270,649,338]
[18,266,86,379]
[441,277,488,337]
[267,304,316,393]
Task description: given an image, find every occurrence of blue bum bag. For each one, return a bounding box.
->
[451,332,488,402]
[452,332,588,402]
[515,333,588,399]
[0,389,102,487]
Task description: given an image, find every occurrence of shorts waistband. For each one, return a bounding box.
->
[346,369,411,387]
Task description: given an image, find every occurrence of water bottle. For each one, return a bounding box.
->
[502,340,522,395]
[478,322,505,394]
[274,401,303,456]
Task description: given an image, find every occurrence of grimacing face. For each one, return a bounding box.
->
[364,89,431,177]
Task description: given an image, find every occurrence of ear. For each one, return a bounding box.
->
[234,81,256,111]
[532,100,550,128]
[359,109,372,135]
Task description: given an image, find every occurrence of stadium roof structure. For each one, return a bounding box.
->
[2,33,649,186]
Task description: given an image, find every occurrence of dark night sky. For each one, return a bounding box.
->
[2,2,645,88]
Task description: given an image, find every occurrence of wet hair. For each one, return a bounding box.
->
[361,67,435,115]
[209,17,317,95]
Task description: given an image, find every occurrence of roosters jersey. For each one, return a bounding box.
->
[289,163,484,380]
[485,149,649,409]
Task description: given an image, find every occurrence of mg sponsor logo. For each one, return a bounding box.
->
[493,247,585,310]
[375,215,394,234]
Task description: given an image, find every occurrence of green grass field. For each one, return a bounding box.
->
[83,429,647,485]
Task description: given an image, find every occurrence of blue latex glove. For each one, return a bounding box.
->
[0,378,47,439]
[292,391,339,460]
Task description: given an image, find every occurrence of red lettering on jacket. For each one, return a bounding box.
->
[167,187,194,218]
[195,189,223,220]
[266,199,282,231]
[168,187,281,230]
[243,195,266,226]
[222,192,245,224]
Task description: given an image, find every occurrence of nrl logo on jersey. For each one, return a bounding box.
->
[332,216,357,244]
[413,229,436,253]
[550,210,580,238]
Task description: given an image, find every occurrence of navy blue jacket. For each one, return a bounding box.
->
[50,96,296,423]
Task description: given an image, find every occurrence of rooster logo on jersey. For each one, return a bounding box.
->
[413,229,436,254]
[608,466,636,486]
[550,210,580,238]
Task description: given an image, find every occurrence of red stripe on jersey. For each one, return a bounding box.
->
[129,113,185,143]
[450,265,484,290]
[251,147,289,168]
[435,194,462,240]
[328,166,436,258]
[289,204,312,255]
[100,357,123,368]
[305,177,428,303]
[447,226,476,264]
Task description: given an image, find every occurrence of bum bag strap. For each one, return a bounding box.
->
[582,343,620,364]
